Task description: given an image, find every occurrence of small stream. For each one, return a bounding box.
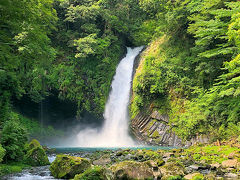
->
[2,156,57,180]
[2,166,55,180]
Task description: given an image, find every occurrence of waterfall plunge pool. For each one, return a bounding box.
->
[2,146,177,180]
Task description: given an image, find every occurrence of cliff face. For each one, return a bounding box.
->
[131,110,210,147]
[131,110,183,147]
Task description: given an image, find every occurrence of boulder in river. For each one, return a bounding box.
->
[159,162,185,179]
[74,166,112,180]
[24,139,50,166]
[184,172,203,180]
[110,160,161,180]
[50,154,91,179]
[221,159,238,168]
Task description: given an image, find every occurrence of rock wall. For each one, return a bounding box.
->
[131,110,183,147]
[131,110,210,147]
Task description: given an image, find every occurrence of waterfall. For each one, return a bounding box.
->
[75,46,143,147]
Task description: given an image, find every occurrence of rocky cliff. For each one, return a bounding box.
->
[131,110,183,147]
[130,46,209,147]
[131,110,210,147]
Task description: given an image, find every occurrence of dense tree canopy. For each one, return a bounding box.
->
[131,0,240,141]
[0,0,240,143]
[0,0,145,120]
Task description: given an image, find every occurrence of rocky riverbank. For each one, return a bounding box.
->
[48,139,240,179]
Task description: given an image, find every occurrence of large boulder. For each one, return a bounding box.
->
[110,160,161,180]
[221,159,238,168]
[159,162,185,179]
[24,139,50,166]
[134,149,162,162]
[27,139,41,150]
[184,173,203,180]
[74,166,112,180]
[50,154,91,179]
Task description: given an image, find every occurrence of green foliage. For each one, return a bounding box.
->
[18,113,64,142]
[0,72,22,124]
[0,0,57,102]
[130,0,240,141]
[0,162,30,177]
[133,20,160,45]
[167,175,184,180]
[1,119,28,161]
[131,36,193,119]
[0,145,6,163]
[49,0,146,115]
[186,145,239,163]
[0,0,146,118]
[1,0,239,143]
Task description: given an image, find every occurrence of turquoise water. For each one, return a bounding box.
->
[55,146,176,153]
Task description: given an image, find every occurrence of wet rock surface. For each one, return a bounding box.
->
[110,160,160,180]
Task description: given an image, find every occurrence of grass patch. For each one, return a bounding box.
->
[0,162,30,176]
[186,145,240,163]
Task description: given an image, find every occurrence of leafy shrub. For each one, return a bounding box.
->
[1,119,28,161]
[0,162,30,176]
[18,113,64,142]
[0,144,6,163]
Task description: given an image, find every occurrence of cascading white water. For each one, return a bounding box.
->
[75,46,143,147]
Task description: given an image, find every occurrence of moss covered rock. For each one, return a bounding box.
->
[74,166,112,180]
[24,139,50,166]
[28,139,41,149]
[184,173,203,180]
[110,160,160,180]
[50,154,91,179]
[24,146,50,166]
[134,149,163,162]
[159,162,185,179]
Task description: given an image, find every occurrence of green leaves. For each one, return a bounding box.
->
[1,117,28,161]
[47,0,147,115]
[0,0,57,103]
[65,3,100,22]
[74,34,98,58]
[130,0,240,141]
[0,145,6,163]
